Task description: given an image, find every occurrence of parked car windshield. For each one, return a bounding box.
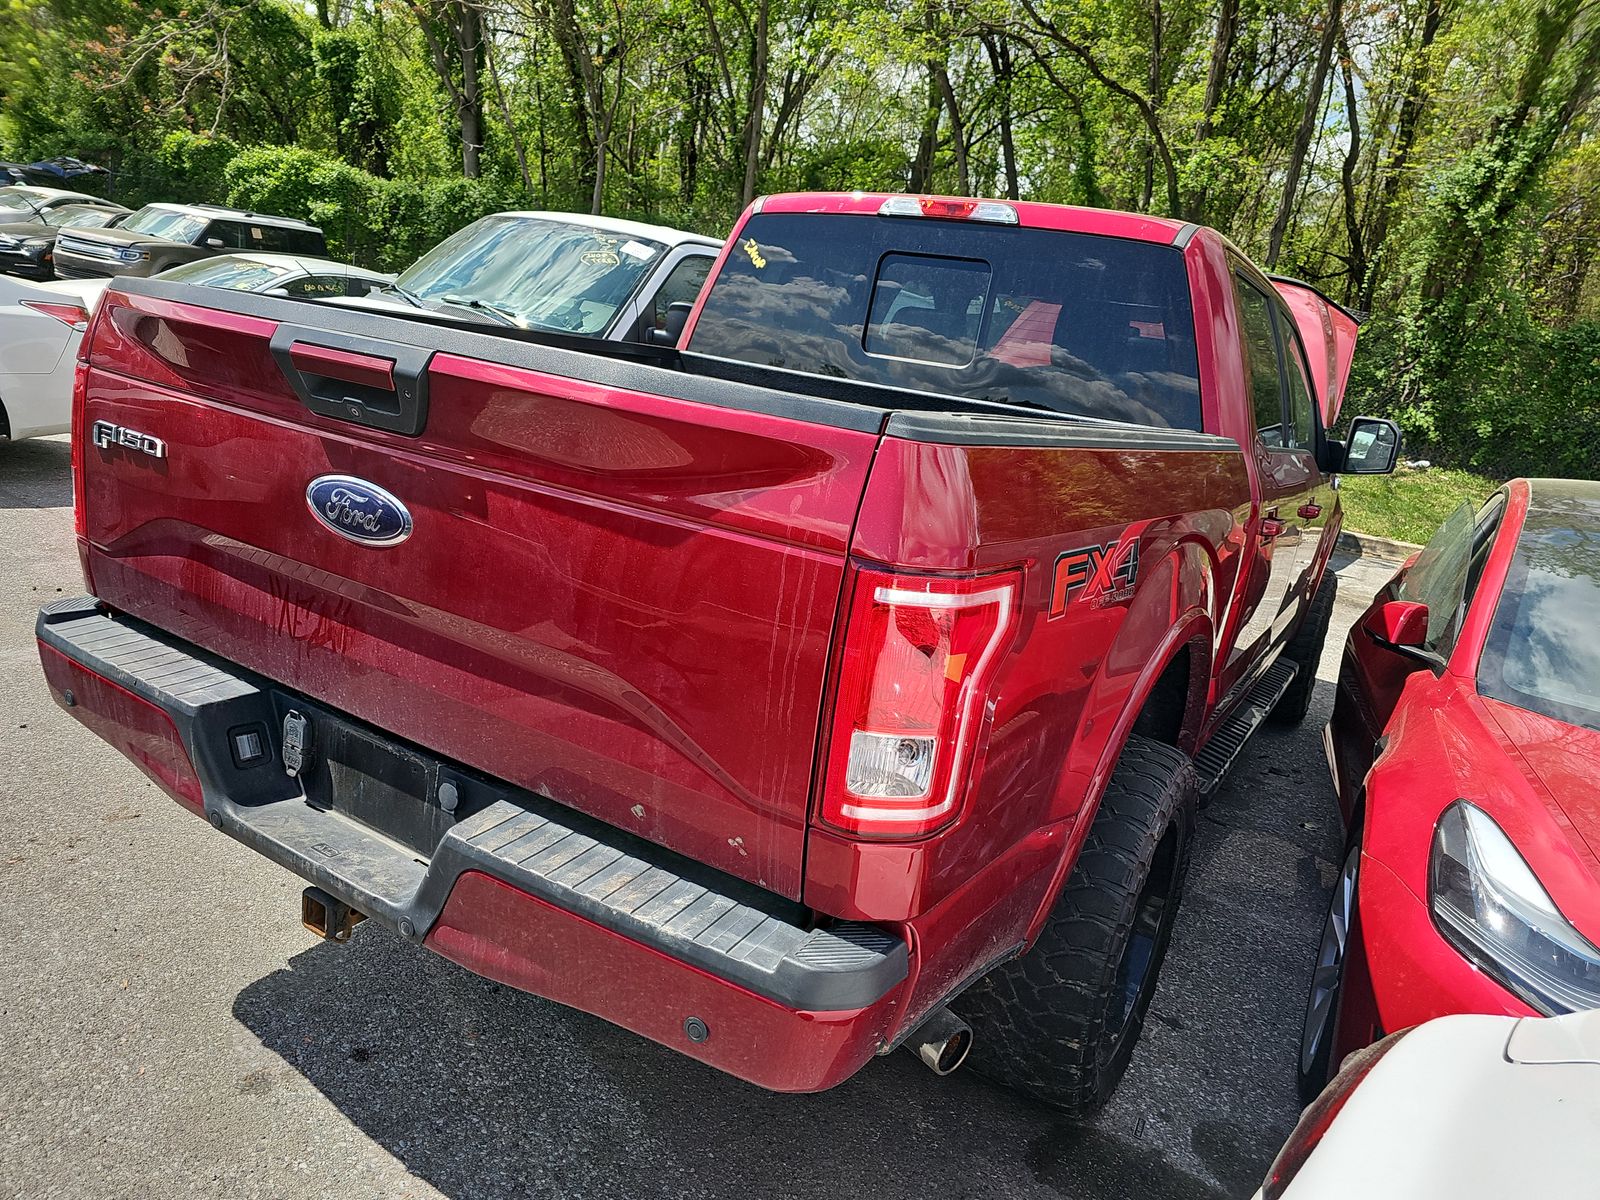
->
[1478,486,1600,731]
[395,214,666,334]
[689,212,1204,429]
[45,206,117,229]
[0,188,47,215]
[121,207,207,242]
[159,257,295,290]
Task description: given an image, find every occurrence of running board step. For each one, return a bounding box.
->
[1194,658,1298,797]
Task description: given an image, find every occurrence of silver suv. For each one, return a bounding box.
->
[54,203,326,280]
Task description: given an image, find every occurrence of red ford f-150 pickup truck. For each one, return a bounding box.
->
[38,191,1398,1115]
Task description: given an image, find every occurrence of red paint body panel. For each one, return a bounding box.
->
[62,192,1356,1093]
[39,643,204,814]
[425,871,902,1093]
[82,291,881,898]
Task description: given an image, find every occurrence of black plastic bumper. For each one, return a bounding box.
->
[38,597,907,1011]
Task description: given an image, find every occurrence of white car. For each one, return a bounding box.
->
[155,251,394,298]
[0,273,104,444]
[0,184,121,223]
[344,211,721,344]
[1257,1009,1600,1198]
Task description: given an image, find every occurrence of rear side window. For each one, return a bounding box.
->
[259,224,327,255]
[1235,277,1284,446]
[690,213,1202,429]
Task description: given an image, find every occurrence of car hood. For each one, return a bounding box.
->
[60,227,179,250]
[0,219,52,239]
[1483,697,1600,862]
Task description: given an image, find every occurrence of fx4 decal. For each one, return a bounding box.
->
[1050,534,1142,617]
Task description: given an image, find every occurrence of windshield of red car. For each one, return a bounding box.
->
[1478,489,1600,731]
[688,212,1203,430]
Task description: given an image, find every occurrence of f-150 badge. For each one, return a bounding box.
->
[306,475,413,547]
[90,420,165,460]
[1050,535,1141,617]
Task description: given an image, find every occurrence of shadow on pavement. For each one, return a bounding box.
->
[233,925,1234,1200]
[0,438,73,510]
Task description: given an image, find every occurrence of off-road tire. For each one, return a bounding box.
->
[1270,570,1338,727]
[957,736,1197,1118]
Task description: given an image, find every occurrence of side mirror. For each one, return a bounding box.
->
[204,237,225,250]
[1341,416,1401,474]
[649,300,695,347]
[263,286,291,296]
[1363,599,1439,667]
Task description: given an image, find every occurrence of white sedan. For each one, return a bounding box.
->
[0,273,104,444]
[154,252,394,298]
[1258,1009,1600,1198]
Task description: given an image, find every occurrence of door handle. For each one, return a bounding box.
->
[1260,517,1288,539]
[1298,502,1322,520]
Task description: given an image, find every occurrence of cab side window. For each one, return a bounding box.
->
[1279,324,1319,452]
[1235,276,1285,447]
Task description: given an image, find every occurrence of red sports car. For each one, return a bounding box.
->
[1300,476,1600,1098]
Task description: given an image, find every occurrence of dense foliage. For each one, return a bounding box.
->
[2,0,1596,476]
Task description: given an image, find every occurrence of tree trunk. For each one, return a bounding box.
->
[910,64,941,192]
[1359,0,1447,309]
[549,0,598,205]
[1198,0,1238,140]
[932,62,969,194]
[740,0,769,206]
[1266,0,1340,267]
[456,0,482,178]
[981,33,1020,200]
[1337,37,1365,306]
[484,32,530,191]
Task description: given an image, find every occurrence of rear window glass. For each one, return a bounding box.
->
[1478,492,1600,731]
[258,224,327,254]
[690,213,1202,429]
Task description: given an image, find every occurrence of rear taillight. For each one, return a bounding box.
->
[1260,1028,1413,1199]
[21,300,90,331]
[70,310,95,539]
[820,567,1021,839]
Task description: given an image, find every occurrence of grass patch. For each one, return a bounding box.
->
[1339,466,1501,545]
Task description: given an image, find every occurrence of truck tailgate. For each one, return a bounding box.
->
[78,286,882,897]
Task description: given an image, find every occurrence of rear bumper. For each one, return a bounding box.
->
[37,597,909,1091]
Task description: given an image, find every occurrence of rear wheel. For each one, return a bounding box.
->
[959,736,1196,1117]
[1298,841,1360,1102]
[1271,570,1338,726]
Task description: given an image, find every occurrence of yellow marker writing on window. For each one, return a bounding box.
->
[742,238,766,269]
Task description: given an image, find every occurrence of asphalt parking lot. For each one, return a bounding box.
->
[0,433,1401,1200]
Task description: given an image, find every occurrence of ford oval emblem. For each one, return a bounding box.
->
[305,475,413,547]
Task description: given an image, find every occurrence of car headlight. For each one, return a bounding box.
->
[1429,800,1600,1013]
[21,238,51,257]
[118,247,149,262]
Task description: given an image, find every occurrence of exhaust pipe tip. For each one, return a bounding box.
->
[908,1006,973,1076]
